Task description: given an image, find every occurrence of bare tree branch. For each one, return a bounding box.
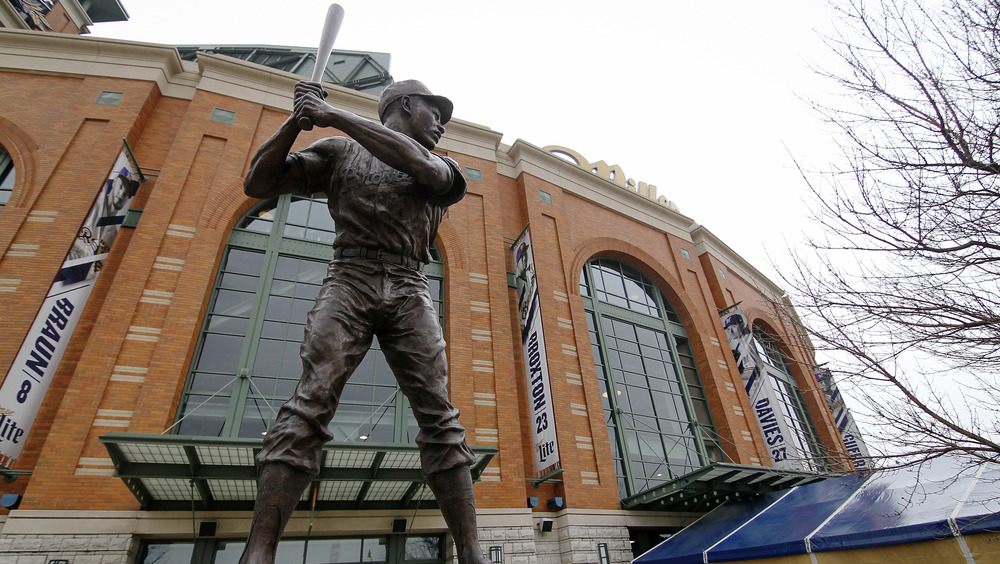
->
[781,0,1000,469]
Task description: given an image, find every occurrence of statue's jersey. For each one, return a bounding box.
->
[290,136,467,264]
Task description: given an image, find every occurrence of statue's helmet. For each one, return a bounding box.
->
[378,79,454,125]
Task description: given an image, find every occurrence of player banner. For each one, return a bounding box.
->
[0,149,139,467]
[816,366,871,470]
[513,227,561,476]
[721,308,805,470]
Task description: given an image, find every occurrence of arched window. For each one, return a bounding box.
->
[174,194,444,443]
[752,326,825,470]
[580,258,724,498]
[0,145,15,205]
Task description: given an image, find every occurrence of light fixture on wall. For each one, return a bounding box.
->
[489,546,503,563]
[538,518,553,533]
[547,496,564,510]
[0,494,21,510]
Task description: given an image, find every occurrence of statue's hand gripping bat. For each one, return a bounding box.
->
[298,4,345,131]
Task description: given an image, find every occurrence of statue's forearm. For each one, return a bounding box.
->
[244,117,301,199]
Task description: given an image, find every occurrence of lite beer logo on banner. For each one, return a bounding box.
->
[513,228,561,476]
[0,149,139,468]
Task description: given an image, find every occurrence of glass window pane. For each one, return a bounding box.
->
[342,383,373,403]
[239,201,277,234]
[329,404,373,442]
[195,334,244,373]
[139,543,193,564]
[628,387,654,414]
[213,289,255,317]
[240,397,281,438]
[306,538,364,563]
[189,372,236,394]
[265,295,293,321]
[368,406,395,442]
[405,536,443,560]
[225,248,265,275]
[213,539,245,563]
[273,256,299,279]
[176,394,229,436]
[285,198,310,228]
[207,315,250,336]
[285,197,337,243]
[373,352,394,386]
[221,272,260,292]
[604,270,625,298]
[362,537,389,562]
[299,259,327,284]
[253,339,284,376]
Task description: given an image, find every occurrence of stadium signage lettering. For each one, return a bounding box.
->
[543,145,680,213]
[755,397,788,461]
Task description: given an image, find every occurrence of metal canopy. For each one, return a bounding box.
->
[99,433,497,512]
[621,462,835,512]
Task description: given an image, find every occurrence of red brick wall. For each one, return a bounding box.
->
[46,2,81,34]
[0,67,850,514]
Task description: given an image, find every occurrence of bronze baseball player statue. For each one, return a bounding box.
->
[238,80,487,564]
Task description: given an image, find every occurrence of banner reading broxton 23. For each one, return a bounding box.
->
[721,309,805,470]
[0,149,139,467]
[513,228,561,476]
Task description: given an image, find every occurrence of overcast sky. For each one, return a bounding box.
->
[92,0,844,283]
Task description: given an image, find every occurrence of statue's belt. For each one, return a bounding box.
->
[333,246,424,271]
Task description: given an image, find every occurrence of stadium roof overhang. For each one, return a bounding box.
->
[100,433,497,512]
[621,462,835,512]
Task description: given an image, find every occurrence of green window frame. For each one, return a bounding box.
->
[174,194,444,443]
[580,258,724,499]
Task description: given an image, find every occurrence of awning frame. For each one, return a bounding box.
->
[621,462,835,512]
[100,433,498,512]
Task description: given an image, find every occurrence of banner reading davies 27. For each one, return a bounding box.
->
[0,149,139,468]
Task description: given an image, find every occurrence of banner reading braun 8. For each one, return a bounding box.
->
[0,149,139,468]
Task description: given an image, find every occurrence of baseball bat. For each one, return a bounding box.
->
[298,3,346,131]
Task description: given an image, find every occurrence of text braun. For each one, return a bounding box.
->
[18,298,75,406]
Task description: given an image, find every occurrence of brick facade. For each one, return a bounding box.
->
[0,29,850,563]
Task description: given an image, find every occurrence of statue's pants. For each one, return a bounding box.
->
[256,258,475,478]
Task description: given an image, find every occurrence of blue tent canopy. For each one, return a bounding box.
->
[634,456,1000,563]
